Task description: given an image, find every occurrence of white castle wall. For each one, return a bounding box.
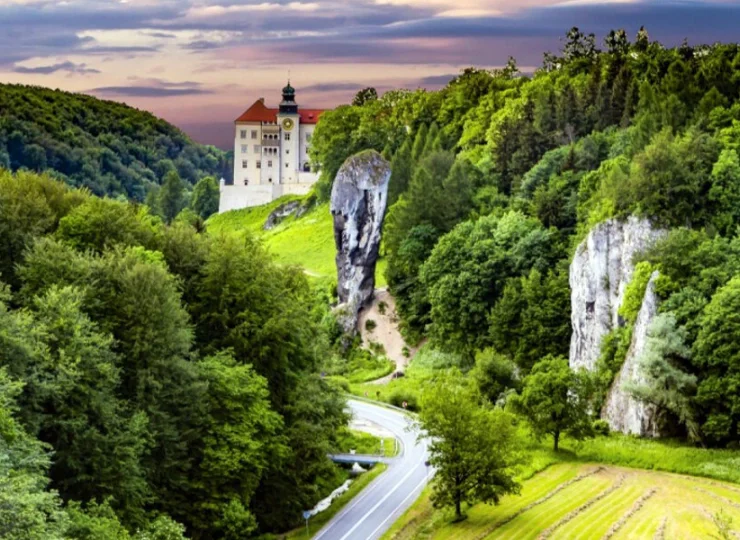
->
[219,178,318,212]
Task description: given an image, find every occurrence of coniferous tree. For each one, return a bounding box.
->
[159,170,186,224]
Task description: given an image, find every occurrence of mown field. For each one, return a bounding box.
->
[384,462,740,539]
[207,196,387,286]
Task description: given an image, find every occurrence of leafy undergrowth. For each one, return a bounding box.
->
[324,349,395,384]
[334,428,399,458]
[206,196,387,286]
[561,435,740,484]
[382,462,740,540]
[350,346,462,410]
[281,463,388,539]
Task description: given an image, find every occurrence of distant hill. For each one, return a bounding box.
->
[0,84,230,200]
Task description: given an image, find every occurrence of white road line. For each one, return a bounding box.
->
[313,468,390,540]
[337,456,427,540]
[365,474,430,540]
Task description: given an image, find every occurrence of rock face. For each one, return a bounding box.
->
[263,199,306,230]
[602,273,660,436]
[569,216,664,435]
[331,150,391,333]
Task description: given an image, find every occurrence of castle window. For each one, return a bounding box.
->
[242,160,248,169]
[257,161,261,169]
[243,179,249,185]
[240,130,247,139]
[241,145,247,154]
[254,145,260,154]
[251,130,258,139]
[286,163,290,168]
[285,133,291,141]
[286,149,290,155]
[268,160,273,168]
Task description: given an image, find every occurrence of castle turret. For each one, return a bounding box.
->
[279,82,298,115]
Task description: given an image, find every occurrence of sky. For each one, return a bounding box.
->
[2,0,740,149]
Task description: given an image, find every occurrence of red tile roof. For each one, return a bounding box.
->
[298,109,326,125]
[235,99,327,125]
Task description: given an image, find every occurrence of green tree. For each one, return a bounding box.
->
[513,356,593,451]
[708,149,740,235]
[190,176,220,220]
[411,124,429,162]
[23,286,150,526]
[0,366,68,540]
[188,352,283,537]
[352,87,378,107]
[420,211,555,357]
[0,170,85,288]
[471,349,518,404]
[416,372,522,520]
[694,277,740,444]
[158,171,185,224]
[625,314,699,440]
[388,140,412,205]
[56,197,162,254]
[489,267,571,372]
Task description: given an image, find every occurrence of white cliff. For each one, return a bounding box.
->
[331,150,391,334]
[569,216,665,435]
[602,273,660,436]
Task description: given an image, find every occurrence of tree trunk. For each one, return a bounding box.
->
[455,494,462,520]
[553,430,560,452]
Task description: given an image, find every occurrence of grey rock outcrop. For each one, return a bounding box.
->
[602,273,660,436]
[263,199,307,230]
[569,216,665,435]
[331,150,391,333]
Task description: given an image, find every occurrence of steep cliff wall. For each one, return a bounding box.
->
[602,273,660,436]
[569,216,664,435]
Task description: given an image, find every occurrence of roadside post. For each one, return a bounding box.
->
[303,510,311,537]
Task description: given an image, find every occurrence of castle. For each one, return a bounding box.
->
[219,83,329,212]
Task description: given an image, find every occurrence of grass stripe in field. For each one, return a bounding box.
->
[551,483,643,540]
[491,474,614,540]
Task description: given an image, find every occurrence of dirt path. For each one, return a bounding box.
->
[357,289,420,384]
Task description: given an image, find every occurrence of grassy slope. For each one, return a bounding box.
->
[207,196,387,286]
[383,461,740,539]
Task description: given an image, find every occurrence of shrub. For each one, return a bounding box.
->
[378,301,388,315]
[365,319,377,332]
[388,390,418,411]
[326,376,350,392]
[592,419,611,437]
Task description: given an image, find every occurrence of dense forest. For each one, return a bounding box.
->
[0,84,229,200]
[0,169,349,539]
[311,27,740,447]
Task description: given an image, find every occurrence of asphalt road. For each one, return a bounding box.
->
[313,399,430,540]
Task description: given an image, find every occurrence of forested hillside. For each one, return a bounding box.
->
[311,27,740,447]
[0,84,229,200]
[0,169,348,539]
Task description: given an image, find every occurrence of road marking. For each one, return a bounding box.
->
[336,456,427,540]
[314,400,428,540]
[365,474,430,540]
[313,464,392,540]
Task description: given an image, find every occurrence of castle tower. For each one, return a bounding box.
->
[277,81,300,184]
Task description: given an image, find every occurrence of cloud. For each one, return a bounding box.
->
[141,31,177,39]
[300,82,367,92]
[90,78,213,97]
[91,86,214,97]
[13,61,101,75]
[417,73,458,86]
